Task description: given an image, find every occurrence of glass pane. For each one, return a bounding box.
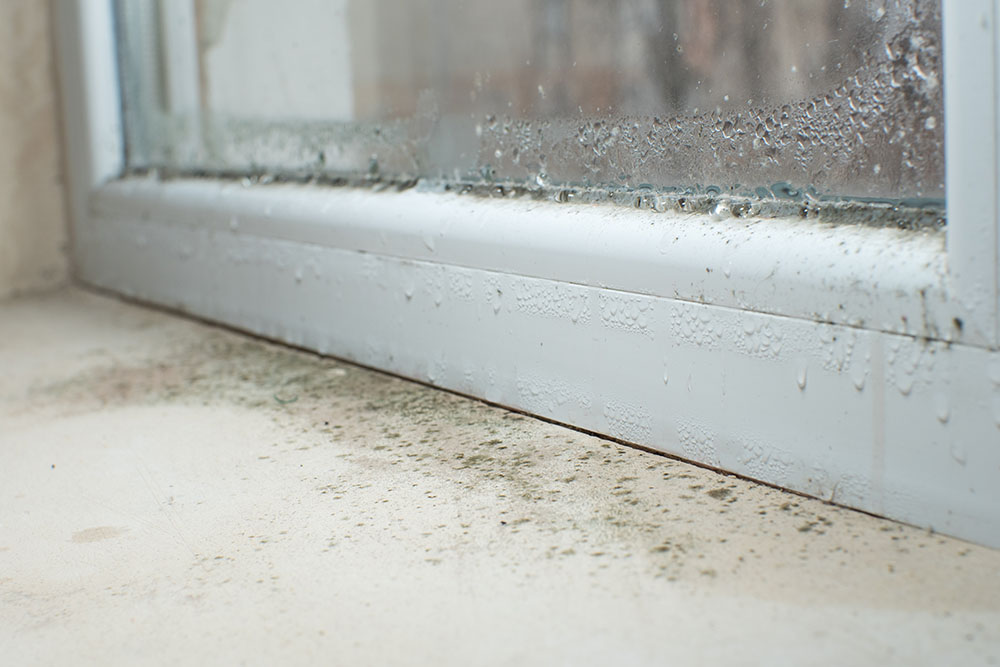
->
[117,0,944,213]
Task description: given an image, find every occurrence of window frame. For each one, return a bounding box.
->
[54,0,1000,547]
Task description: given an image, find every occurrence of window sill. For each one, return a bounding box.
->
[76,177,1000,548]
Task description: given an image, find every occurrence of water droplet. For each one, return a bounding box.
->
[294,268,303,283]
[934,393,950,423]
[851,366,866,391]
[229,216,239,231]
[554,190,573,203]
[796,366,807,390]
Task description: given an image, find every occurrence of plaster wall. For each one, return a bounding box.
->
[0,1,69,299]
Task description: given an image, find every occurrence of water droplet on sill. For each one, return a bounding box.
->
[934,393,950,423]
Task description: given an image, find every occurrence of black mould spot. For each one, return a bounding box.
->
[706,487,732,501]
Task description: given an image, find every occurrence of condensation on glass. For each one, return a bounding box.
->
[117,0,944,206]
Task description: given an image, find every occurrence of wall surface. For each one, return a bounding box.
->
[0,0,68,299]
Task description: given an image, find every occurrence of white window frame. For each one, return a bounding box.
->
[54,0,1000,547]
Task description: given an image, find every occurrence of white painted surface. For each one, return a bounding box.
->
[943,0,999,346]
[83,181,1000,548]
[95,179,966,343]
[52,0,123,284]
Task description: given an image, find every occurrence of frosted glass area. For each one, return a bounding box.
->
[118,0,944,204]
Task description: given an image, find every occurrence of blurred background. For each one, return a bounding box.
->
[120,0,944,199]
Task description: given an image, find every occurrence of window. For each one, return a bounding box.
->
[55,0,1000,547]
[120,0,943,219]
